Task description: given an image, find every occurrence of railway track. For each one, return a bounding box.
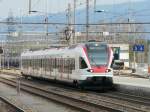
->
[0,76,118,112]
[0,96,25,112]
[0,74,150,112]
[97,91,150,106]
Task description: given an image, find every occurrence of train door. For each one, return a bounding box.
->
[41,56,46,78]
[67,57,75,80]
[55,58,58,79]
[51,57,56,78]
[60,57,69,80]
[36,57,39,77]
[49,57,55,79]
[61,57,67,80]
[67,58,70,79]
[69,57,76,80]
[72,55,80,80]
[58,57,62,79]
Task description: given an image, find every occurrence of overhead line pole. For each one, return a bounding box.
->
[73,0,76,44]
[29,0,31,14]
[94,0,96,11]
[86,0,89,41]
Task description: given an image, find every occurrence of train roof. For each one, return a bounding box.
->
[21,41,108,57]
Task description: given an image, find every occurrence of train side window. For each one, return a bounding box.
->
[79,57,88,69]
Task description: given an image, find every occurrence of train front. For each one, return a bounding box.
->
[80,42,113,87]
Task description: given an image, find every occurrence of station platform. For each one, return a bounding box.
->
[113,76,150,88]
[113,76,150,97]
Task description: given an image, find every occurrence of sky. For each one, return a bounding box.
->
[0,0,146,18]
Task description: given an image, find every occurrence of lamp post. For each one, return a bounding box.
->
[73,0,76,44]
[94,0,105,13]
[86,0,89,41]
[29,0,31,14]
[94,10,105,13]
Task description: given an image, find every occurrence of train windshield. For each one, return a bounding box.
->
[86,43,108,66]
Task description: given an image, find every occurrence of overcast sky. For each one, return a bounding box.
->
[0,0,145,18]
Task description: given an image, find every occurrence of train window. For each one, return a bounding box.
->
[79,57,88,69]
[67,59,70,73]
[26,59,29,69]
[24,59,26,68]
[52,58,53,68]
[42,59,43,69]
[52,58,55,68]
[59,58,63,72]
[51,58,53,68]
[35,59,37,69]
[34,59,36,69]
[33,59,34,69]
[44,58,46,69]
[71,58,75,70]
[36,59,38,68]
[43,58,46,69]
[46,58,49,71]
[28,59,31,68]
[30,59,32,69]
[56,58,58,68]
[50,58,53,71]
[39,59,41,68]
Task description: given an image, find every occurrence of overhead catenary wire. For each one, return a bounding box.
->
[1,21,150,25]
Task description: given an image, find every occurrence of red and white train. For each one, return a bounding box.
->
[21,41,114,88]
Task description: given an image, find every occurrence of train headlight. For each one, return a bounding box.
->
[90,69,94,73]
[87,69,94,73]
[105,69,111,73]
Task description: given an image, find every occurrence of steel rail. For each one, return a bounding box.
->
[0,96,25,112]
[97,92,150,106]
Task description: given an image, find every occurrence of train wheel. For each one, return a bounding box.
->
[73,80,78,87]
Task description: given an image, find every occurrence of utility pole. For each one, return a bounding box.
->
[67,3,72,29]
[94,0,96,11]
[45,0,48,36]
[65,3,72,45]
[86,0,89,41]
[45,17,48,36]
[73,0,76,44]
[29,0,31,14]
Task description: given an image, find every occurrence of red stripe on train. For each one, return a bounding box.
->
[91,66,107,73]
